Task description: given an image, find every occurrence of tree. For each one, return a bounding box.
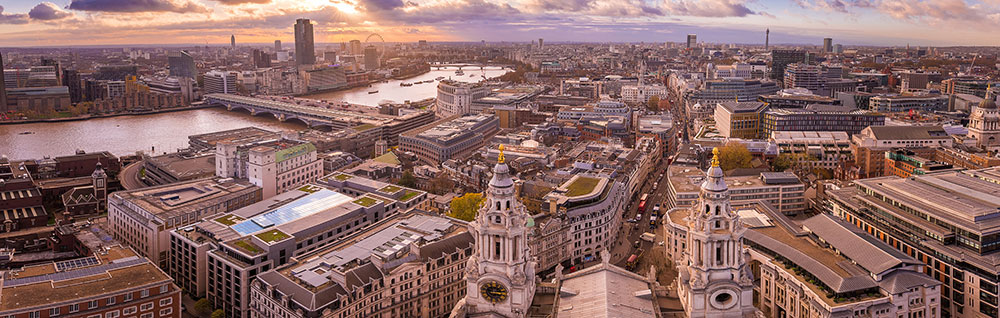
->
[647,95,660,111]
[211,310,225,318]
[772,153,817,172]
[194,299,213,316]
[398,170,417,188]
[716,142,753,171]
[428,174,455,195]
[448,193,484,221]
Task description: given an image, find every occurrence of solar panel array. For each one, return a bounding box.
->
[7,257,147,287]
[231,189,353,235]
[55,256,100,272]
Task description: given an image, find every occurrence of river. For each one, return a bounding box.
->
[1,65,510,161]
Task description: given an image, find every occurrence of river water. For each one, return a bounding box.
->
[1,65,509,161]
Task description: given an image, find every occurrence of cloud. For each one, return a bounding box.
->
[366,0,522,24]
[0,5,30,24]
[67,0,210,13]
[213,0,271,4]
[525,0,663,16]
[30,2,74,20]
[662,0,756,17]
[362,0,406,11]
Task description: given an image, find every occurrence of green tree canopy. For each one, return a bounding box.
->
[194,299,213,316]
[717,142,753,171]
[211,310,225,318]
[448,193,484,221]
[398,170,417,188]
[647,95,660,111]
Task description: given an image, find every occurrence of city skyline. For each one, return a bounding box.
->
[0,0,999,47]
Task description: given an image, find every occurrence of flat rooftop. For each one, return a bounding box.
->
[113,177,257,220]
[145,151,215,180]
[668,165,768,193]
[771,131,849,143]
[0,246,170,311]
[230,189,353,236]
[188,127,280,148]
[411,114,495,144]
[855,168,1000,235]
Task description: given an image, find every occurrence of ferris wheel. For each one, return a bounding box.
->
[365,33,385,59]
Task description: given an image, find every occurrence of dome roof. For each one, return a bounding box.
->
[979,98,998,110]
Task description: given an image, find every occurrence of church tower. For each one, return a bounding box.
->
[92,162,108,213]
[463,145,536,318]
[968,86,1000,150]
[678,148,756,318]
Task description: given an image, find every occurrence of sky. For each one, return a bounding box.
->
[0,0,999,47]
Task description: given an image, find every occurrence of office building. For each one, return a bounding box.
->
[770,131,851,169]
[216,138,323,198]
[0,52,6,110]
[826,168,1000,318]
[94,65,138,81]
[898,71,942,92]
[783,63,856,97]
[714,101,767,139]
[231,35,236,48]
[252,49,271,68]
[399,114,500,165]
[435,80,490,117]
[248,209,467,318]
[759,90,837,108]
[4,86,71,113]
[0,161,47,232]
[63,68,82,103]
[883,149,957,178]
[538,37,544,49]
[687,78,781,107]
[666,163,806,215]
[621,83,667,104]
[822,37,832,53]
[849,125,952,179]
[203,70,238,94]
[538,174,626,268]
[709,62,768,79]
[108,177,261,268]
[868,93,949,112]
[770,49,806,81]
[762,104,884,136]
[303,65,347,92]
[170,175,427,318]
[294,19,315,66]
[274,40,281,51]
[363,45,378,70]
[687,34,697,48]
[0,245,182,318]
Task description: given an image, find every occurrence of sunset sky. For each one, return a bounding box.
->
[0,0,999,47]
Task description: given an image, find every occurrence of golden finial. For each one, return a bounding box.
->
[711,147,720,167]
[498,145,505,164]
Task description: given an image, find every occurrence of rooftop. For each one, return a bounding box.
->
[0,246,170,311]
[229,189,353,236]
[717,101,767,113]
[112,177,258,221]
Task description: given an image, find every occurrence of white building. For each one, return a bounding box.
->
[709,62,769,79]
[233,141,321,199]
[204,70,238,94]
[621,83,667,104]
[436,80,490,117]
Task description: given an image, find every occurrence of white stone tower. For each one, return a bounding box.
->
[463,145,536,318]
[968,86,1000,150]
[678,148,757,318]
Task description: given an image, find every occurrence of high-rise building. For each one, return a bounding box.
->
[538,37,543,49]
[294,19,316,66]
[348,39,362,55]
[770,49,806,81]
[363,45,378,70]
[274,39,281,51]
[252,49,271,68]
[823,37,833,53]
[0,52,6,111]
[167,50,196,79]
[687,34,697,48]
[231,34,236,48]
[63,68,82,103]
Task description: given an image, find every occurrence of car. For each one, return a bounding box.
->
[633,240,641,248]
[627,218,637,223]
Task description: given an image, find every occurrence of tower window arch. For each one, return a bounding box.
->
[496,202,501,211]
[506,201,510,210]
[715,206,720,215]
[705,205,710,213]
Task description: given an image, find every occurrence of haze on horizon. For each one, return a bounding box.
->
[1,0,999,47]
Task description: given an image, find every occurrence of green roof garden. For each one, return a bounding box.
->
[333,173,354,181]
[566,176,600,197]
[354,124,377,132]
[231,239,264,255]
[298,184,322,193]
[379,185,402,193]
[215,214,245,226]
[353,196,380,207]
[255,229,290,243]
[400,190,421,202]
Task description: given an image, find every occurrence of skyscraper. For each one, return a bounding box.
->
[823,37,833,53]
[687,34,697,48]
[167,50,197,79]
[538,38,543,49]
[231,35,236,48]
[770,49,806,82]
[274,40,281,52]
[294,19,316,66]
[349,39,362,55]
[765,28,769,50]
[363,45,379,70]
[0,52,6,111]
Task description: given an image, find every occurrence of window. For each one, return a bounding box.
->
[140,302,154,311]
[89,300,99,309]
[159,298,172,306]
[140,313,152,318]
[108,296,116,305]
[70,304,80,313]
[159,308,172,317]
[29,311,40,318]
[141,290,150,298]
[106,310,120,318]
[50,308,60,316]
[160,285,168,294]
[124,293,133,301]
[88,315,101,318]
[124,307,137,315]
